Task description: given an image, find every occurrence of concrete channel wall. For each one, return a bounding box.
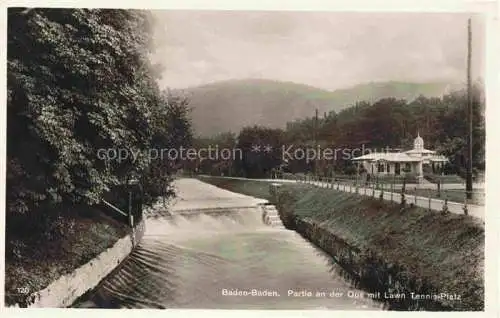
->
[9,219,146,308]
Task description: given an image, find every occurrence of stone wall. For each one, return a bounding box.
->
[9,219,145,308]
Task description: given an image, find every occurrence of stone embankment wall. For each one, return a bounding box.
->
[9,219,145,308]
[271,183,484,311]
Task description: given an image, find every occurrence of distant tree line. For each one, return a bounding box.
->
[193,85,485,179]
[7,9,192,235]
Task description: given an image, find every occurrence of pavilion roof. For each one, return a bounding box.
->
[352,152,421,162]
[428,156,448,162]
[404,148,436,154]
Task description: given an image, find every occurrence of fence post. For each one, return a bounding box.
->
[441,193,449,215]
[400,182,406,207]
[428,189,432,211]
[463,190,469,215]
[128,190,134,227]
[390,178,394,202]
[414,187,417,205]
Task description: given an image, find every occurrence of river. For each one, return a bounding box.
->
[73,179,385,310]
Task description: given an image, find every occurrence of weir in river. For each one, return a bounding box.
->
[73,178,385,310]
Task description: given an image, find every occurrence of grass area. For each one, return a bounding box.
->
[424,174,465,184]
[286,173,469,186]
[289,173,420,185]
[275,184,484,310]
[5,205,130,307]
[405,188,485,206]
[375,175,419,184]
[197,176,274,202]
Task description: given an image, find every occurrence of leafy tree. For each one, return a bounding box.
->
[7,9,191,227]
[235,126,285,178]
[192,132,238,176]
[142,92,193,202]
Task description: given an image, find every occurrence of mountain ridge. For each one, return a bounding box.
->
[175,79,462,137]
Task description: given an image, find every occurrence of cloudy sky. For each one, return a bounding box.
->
[150,11,485,91]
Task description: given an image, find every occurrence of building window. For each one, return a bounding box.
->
[404,163,411,172]
[378,163,385,173]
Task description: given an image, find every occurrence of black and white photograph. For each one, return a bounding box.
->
[3,3,494,313]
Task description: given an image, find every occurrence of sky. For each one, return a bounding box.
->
[150,11,485,91]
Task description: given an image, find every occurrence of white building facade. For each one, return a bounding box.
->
[352,134,448,180]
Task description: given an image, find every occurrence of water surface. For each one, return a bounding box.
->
[74,178,384,310]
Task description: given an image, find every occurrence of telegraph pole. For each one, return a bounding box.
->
[314,108,319,176]
[466,17,473,199]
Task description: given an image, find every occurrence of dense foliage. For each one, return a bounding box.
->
[7,9,191,223]
[195,85,485,179]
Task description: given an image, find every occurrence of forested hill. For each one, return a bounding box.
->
[180,79,459,137]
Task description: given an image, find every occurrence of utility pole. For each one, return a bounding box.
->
[466,17,473,199]
[314,108,319,176]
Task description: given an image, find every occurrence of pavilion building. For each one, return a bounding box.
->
[351,133,448,181]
